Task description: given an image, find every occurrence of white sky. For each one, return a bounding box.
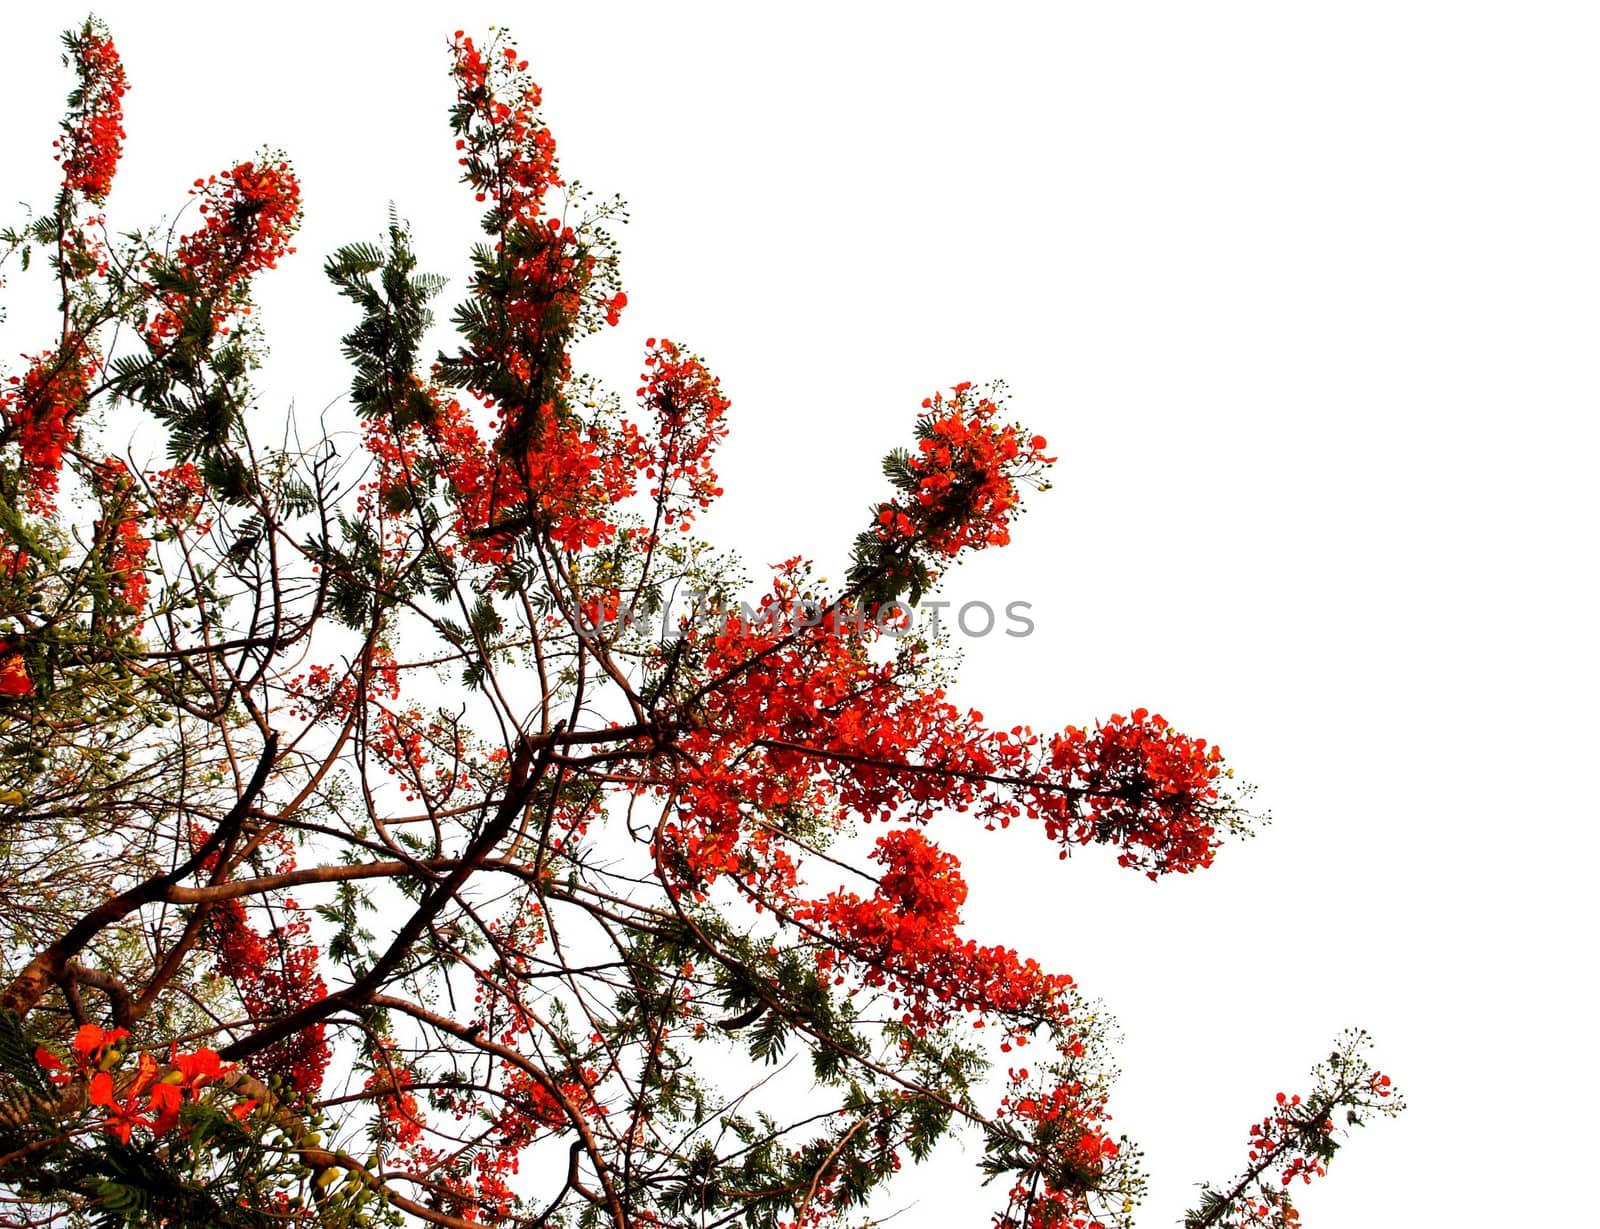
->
[4,3,1596,1225]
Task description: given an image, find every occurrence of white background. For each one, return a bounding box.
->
[4,3,1596,1224]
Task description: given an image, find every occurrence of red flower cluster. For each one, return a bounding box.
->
[431,31,649,559]
[35,1021,125,1084]
[499,1061,602,1135]
[370,700,488,807]
[148,460,208,529]
[670,566,1235,874]
[1197,1037,1400,1228]
[389,950,608,1223]
[2,342,98,514]
[357,385,493,558]
[208,896,329,1096]
[288,645,401,724]
[55,20,128,203]
[143,159,301,348]
[657,561,1240,932]
[580,587,622,632]
[1237,1092,1333,1209]
[516,406,643,551]
[501,224,587,358]
[1031,708,1230,879]
[665,563,998,857]
[360,380,644,562]
[993,1060,1123,1229]
[450,33,561,227]
[36,1023,246,1145]
[801,829,1074,1030]
[637,338,730,532]
[447,31,590,390]
[364,1039,424,1148]
[92,458,151,623]
[643,556,1245,1070]
[873,383,1052,556]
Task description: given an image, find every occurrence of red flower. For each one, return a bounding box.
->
[147,1082,183,1135]
[71,1022,129,1068]
[33,1047,68,1085]
[169,1045,225,1095]
[449,32,561,226]
[206,898,329,1094]
[0,640,31,697]
[87,1069,153,1144]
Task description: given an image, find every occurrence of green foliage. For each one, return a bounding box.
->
[327,217,446,428]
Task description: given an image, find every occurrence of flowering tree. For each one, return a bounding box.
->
[0,19,1401,1229]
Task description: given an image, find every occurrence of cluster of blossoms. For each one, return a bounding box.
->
[368,700,491,808]
[1210,1092,1335,1228]
[90,458,151,623]
[356,382,493,557]
[363,1038,424,1148]
[35,1023,252,1145]
[142,159,301,348]
[579,585,623,631]
[992,1059,1127,1229]
[434,32,647,555]
[287,644,400,724]
[637,337,730,531]
[801,828,1075,1031]
[1196,1058,1399,1229]
[2,342,99,514]
[663,562,1020,881]
[207,896,329,1096]
[369,1040,600,1221]
[373,943,610,1222]
[848,384,1055,606]
[450,33,561,226]
[873,384,1052,554]
[664,563,1235,898]
[510,404,644,551]
[54,20,127,203]
[147,459,208,528]
[288,643,503,824]
[649,560,1240,1065]
[358,378,645,562]
[354,37,724,577]
[1032,709,1232,879]
[199,825,330,1099]
[394,1068,574,1225]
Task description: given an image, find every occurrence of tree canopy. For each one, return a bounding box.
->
[0,19,1399,1229]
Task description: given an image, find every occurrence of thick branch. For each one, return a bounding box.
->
[0,734,279,1019]
[219,729,554,1065]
